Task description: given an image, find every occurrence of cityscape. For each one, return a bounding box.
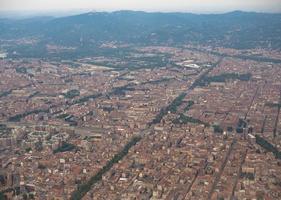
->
[0,1,281,200]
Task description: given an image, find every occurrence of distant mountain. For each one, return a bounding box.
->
[0,11,281,57]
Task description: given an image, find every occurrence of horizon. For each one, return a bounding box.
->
[0,0,281,18]
[0,9,281,19]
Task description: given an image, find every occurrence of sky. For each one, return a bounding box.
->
[0,0,281,14]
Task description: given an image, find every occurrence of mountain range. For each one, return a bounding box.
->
[0,11,281,58]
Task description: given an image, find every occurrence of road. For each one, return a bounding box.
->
[230,149,248,200]
[207,139,237,200]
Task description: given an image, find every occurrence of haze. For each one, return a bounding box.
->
[0,0,281,14]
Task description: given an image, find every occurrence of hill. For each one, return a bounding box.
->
[0,11,281,58]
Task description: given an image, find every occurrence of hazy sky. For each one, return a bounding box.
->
[0,0,281,13]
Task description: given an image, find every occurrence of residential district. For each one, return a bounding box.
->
[0,46,281,200]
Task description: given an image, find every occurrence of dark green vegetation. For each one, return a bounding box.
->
[71,93,102,105]
[0,124,12,136]
[236,118,247,133]
[173,113,209,126]
[143,78,172,85]
[0,84,32,99]
[265,102,281,108]
[150,59,221,126]
[63,89,80,99]
[53,141,77,154]
[7,92,101,122]
[0,192,4,200]
[25,147,32,152]
[70,136,142,200]
[240,172,255,180]
[35,140,43,151]
[64,115,78,126]
[150,93,186,125]
[16,67,27,74]
[0,90,12,98]
[108,84,135,96]
[166,93,187,113]
[183,100,194,112]
[0,124,8,131]
[213,124,224,133]
[198,73,251,86]
[8,108,49,122]
[57,113,69,119]
[255,135,281,159]
[1,11,281,60]
[0,187,20,200]
[187,47,281,64]
[227,126,233,132]
[56,113,78,126]
[190,60,220,89]
[27,91,40,99]
[102,106,114,113]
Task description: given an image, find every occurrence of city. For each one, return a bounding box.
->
[0,1,281,200]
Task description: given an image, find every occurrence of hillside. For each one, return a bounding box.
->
[0,11,281,58]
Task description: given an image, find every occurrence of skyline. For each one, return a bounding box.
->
[0,0,281,15]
